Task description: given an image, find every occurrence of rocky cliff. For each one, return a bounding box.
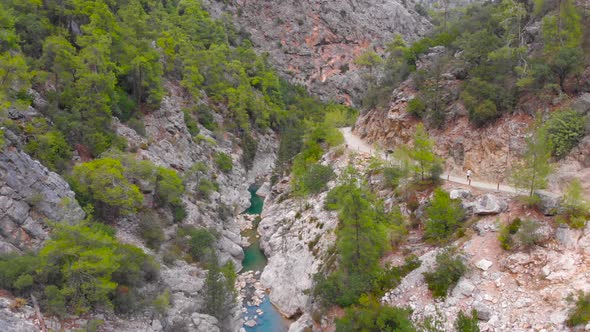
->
[203,0,431,106]
[0,148,85,254]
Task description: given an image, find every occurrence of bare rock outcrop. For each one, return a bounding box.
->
[202,0,431,106]
[258,189,339,318]
[0,149,85,254]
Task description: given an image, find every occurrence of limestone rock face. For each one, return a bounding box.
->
[0,149,85,253]
[114,89,278,270]
[258,189,339,318]
[202,0,431,106]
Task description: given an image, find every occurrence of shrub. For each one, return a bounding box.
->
[127,117,146,137]
[455,310,480,332]
[171,201,187,223]
[215,152,233,173]
[545,110,586,159]
[197,178,216,198]
[299,164,335,195]
[423,248,466,298]
[407,97,426,118]
[336,295,416,332]
[155,167,185,206]
[498,218,521,250]
[196,104,217,131]
[424,189,465,243]
[516,219,541,249]
[559,179,590,228]
[138,211,165,250]
[24,130,72,172]
[382,166,401,189]
[177,226,216,262]
[183,109,200,137]
[567,292,590,327]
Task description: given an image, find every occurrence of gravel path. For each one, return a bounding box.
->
[341,127,525,195]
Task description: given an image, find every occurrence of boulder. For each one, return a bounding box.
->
[571,93,590,115]
[191,313,220,332]
[473,301,492,321]
[473,194,508,215]
[256,181,271,198]
[475,259,493,271]
[450,189,472,200]
[288,313,314,332]
[534,190,562,216]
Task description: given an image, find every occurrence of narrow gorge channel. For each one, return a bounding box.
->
[238,184,291,331]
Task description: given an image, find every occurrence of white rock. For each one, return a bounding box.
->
[475,259,493,271]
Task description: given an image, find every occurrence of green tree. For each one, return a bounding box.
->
[424,189,465,243]
[203,255,237,325]
[71,158,143,220]
[40,223,124,313]
[511,119,554,198]
[155,167,184,206]
[423,248,466,298]
[412,124,441,181]
[560,179,590,228]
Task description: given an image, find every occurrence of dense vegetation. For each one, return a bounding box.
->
[0,222,159,316]
[363,0,589,129]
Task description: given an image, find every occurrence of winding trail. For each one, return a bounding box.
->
[341,127,523,195]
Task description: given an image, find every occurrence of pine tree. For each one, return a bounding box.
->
[511,118,553,198]
[411,124,441,181]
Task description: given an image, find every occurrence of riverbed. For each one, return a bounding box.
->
[240,184,290,332]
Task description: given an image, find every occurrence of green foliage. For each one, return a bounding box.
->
[559,179,590,228]
[423,248,466,298]
[313,171,415,308]
[511,118,553,197]
[0,253,39,291]
[424,189,465,243]
[155,167,184,206]
[203,256,237,323]
[24,129,72,172]
[71,158,143,220]
[455,310,480,332]
[298,164,335,195]
[138,211,165,250]
[177,226,217,263]
[498,218,521,250]
[335,295,416,332]
[35,222,158,315]
[545,110,586,159]
[412,124,442,182]
[567,292,590,327]
[153,289,171,316]
[407,97,426,118]
[184,108,200,137]
[215,152,233,173]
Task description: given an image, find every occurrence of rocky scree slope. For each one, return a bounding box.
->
[381,185,590,331]
[202,0,431,106]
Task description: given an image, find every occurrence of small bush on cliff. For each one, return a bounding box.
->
[423,247,466,298]
[215,152,233,173]
[567,291,590,327]
[558,179,590,228]
[545,110,586,159]
[455,310,480,332]
[335,295,416,332]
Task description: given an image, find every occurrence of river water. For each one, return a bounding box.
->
[241,185,290,332]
